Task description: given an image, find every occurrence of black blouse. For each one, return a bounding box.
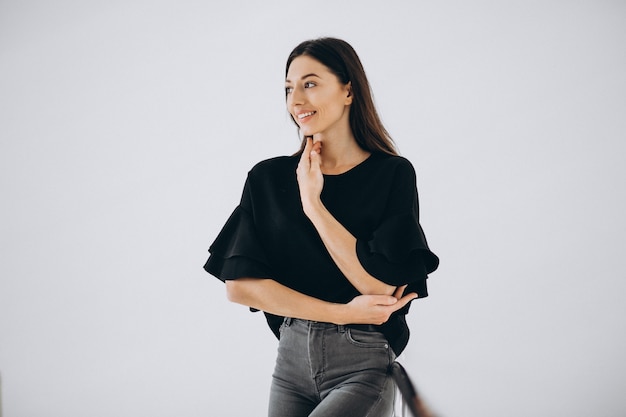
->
[204,151,439,355]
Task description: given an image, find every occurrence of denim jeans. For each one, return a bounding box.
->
[268,318,396,417]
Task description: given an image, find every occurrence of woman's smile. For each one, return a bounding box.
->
[296,110,317,124]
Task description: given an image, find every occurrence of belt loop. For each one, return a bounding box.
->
[284,317,292,327]
[338,325,347,333]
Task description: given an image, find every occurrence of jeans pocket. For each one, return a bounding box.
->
[345,328,390,349]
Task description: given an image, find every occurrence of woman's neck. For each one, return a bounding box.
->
[312,131,370,175]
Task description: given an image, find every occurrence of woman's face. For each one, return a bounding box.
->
[285,55,352,138]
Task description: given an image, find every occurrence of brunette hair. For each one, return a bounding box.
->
[286,37,398,156]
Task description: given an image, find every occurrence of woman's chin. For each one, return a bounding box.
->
[299,127,318,137]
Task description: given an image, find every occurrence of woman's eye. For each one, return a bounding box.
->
[285,86,293,94]
[304,81,316,88]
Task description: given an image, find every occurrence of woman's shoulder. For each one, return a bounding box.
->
[249,154,299,177]
[371,152,417,176]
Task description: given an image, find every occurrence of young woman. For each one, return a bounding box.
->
[204,37,439,417]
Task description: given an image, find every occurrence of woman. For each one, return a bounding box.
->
[204,37,439,417]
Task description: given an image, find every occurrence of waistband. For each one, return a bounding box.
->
[283,317,381,333]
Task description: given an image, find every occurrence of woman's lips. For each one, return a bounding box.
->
[297,111,316,123]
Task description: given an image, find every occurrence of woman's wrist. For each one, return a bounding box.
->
[328,302,349,325]
[301,197,325,219]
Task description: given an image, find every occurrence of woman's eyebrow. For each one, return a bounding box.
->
[285,73,321,83]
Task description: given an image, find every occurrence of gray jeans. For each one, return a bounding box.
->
[268,318,396,417]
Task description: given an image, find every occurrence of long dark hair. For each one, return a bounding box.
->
[286,37,398,156]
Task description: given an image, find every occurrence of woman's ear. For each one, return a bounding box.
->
[345,81,353,104]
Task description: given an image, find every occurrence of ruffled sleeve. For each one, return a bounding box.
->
[203,175,273,281]
[356,213,439,293]
[355,158,439,297]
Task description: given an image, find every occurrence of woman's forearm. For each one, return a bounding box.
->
[303,201,396,296]
[226,278,346,323]
[225,278,414,325]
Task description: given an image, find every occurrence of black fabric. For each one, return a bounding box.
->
[204,205,273,280]
[204,152,439,355]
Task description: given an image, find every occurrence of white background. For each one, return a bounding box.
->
[1,1,625,416]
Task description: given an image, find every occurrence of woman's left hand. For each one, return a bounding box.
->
[296,137,323,213]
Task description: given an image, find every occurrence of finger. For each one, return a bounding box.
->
[393,285,408,299]
[391,292,418,312]
[304,136,313,153]
[298,137,313,168]
[371,295,399,306]
[312,140,322,154]
[309,146,322,172]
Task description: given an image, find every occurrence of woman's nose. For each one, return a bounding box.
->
[290,86,305,105]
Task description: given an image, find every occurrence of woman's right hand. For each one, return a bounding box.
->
[296,137,324,214]
[342,286,417,325]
